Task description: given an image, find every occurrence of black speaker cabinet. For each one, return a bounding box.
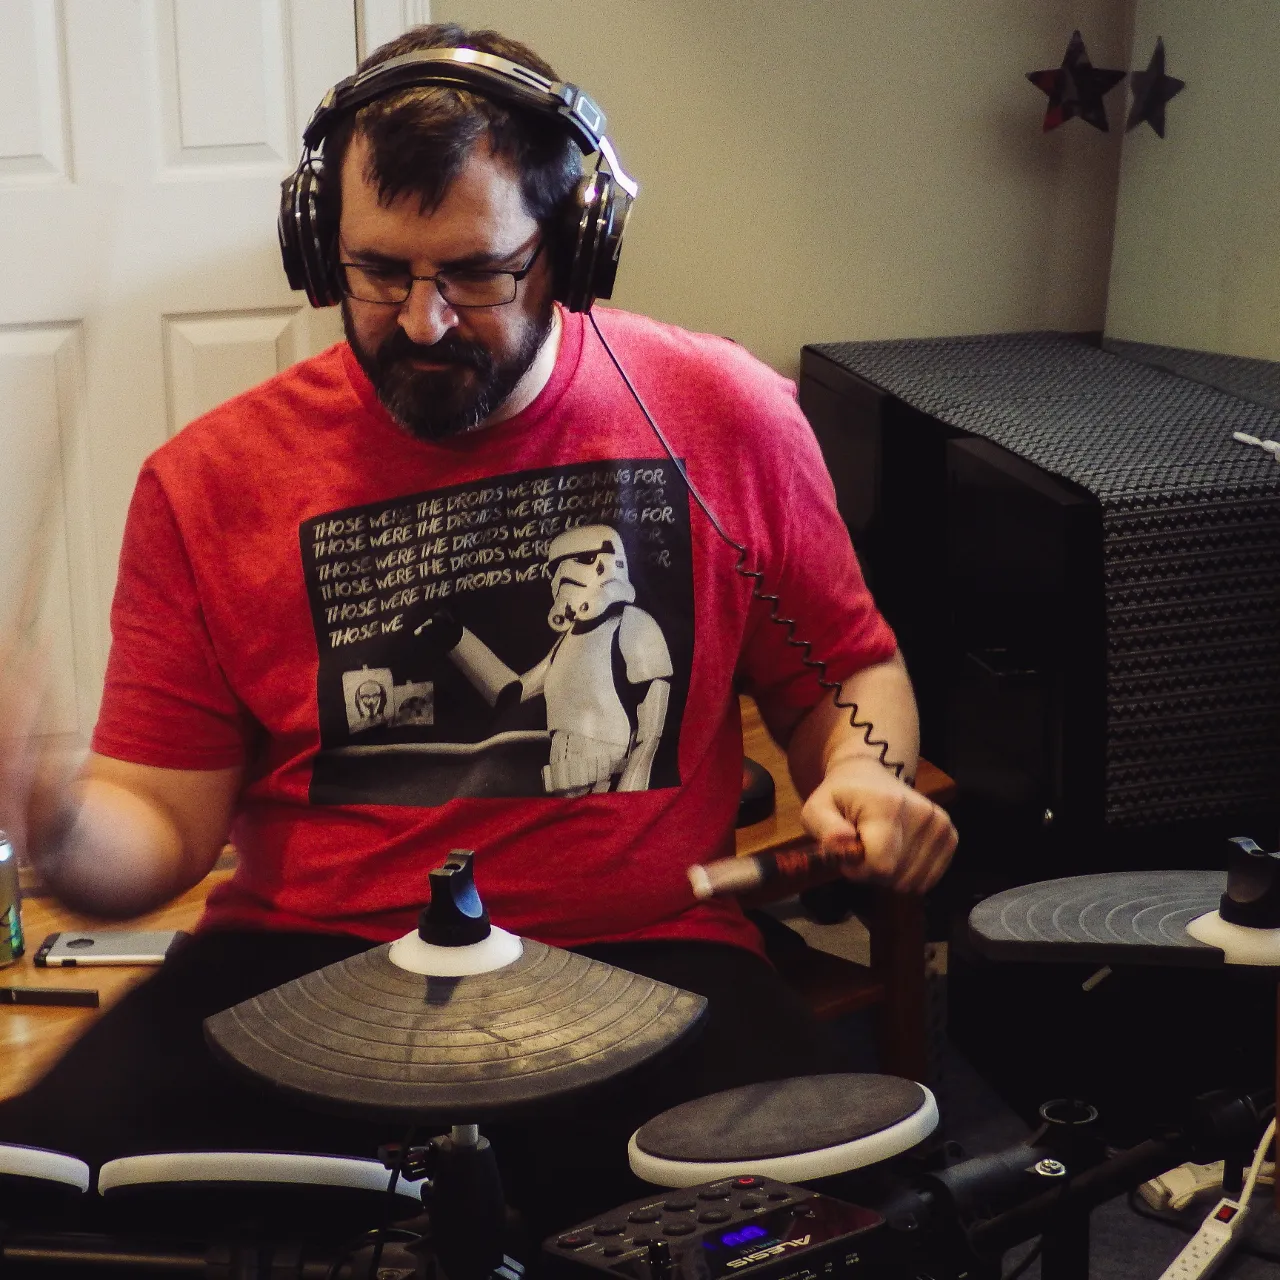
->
[799,335,1280,874]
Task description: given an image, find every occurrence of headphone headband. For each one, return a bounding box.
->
[304,49,609,163]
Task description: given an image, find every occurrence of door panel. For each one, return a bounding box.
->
[162,307,313,435]
[0,0,424,753]
[0,0,72,185]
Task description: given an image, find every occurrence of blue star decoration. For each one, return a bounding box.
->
[1127,37,1185,137]
[1026,29,1126,132]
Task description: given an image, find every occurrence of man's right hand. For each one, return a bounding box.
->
[1,634,243,917]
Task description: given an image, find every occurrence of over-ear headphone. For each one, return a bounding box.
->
[278,47,637,314]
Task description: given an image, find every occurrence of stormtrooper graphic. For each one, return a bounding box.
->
[418,525,673,796]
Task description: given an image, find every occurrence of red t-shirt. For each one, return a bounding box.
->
[93,306,896,954]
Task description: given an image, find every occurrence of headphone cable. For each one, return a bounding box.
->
[586,311,907,781]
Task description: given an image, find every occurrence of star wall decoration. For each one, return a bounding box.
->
[1127,37,1185,137]
[1026,29,1126,132]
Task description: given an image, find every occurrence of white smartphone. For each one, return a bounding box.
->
[34,930,189,966]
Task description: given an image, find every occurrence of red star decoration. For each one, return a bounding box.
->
[1027,30,1126,132]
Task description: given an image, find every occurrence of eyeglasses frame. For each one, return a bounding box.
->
[336,238,546,309]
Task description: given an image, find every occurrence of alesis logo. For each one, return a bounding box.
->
[725,1236,812,1268]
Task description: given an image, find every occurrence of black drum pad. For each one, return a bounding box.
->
[969,871,1227,968]
[634,1074,928,1163]
[205,940,707,1122]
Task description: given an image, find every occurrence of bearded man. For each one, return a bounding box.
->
[0,21,955,1243]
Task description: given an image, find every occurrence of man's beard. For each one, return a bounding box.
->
[343,299,554,442]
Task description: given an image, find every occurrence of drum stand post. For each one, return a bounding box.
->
[422,1124,509,1280]
[1036,1100,1101,1280]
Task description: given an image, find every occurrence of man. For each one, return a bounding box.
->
[0,22,955,1235]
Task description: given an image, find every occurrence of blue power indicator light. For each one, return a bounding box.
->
[721,1225,768,1248]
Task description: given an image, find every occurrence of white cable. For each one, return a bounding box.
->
[1231,430,1280,458]
[1237,1116,1276,1211]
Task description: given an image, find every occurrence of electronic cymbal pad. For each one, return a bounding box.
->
[970,842,1280,969]
[204,853,708,1121]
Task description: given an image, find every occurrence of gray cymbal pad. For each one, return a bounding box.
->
[969,871,1227,967]
[205,939,707,1122]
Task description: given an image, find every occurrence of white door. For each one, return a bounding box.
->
[0,0,427,757]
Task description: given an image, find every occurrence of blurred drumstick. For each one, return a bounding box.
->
[688,835,865,901]
[5,429,67,641]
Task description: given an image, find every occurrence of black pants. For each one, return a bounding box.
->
[0,931,850,1240]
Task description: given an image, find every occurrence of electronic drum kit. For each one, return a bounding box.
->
[4,841,1280,1279]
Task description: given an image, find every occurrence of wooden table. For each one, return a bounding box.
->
[2,704,955,1103]
[0,872,230,1102]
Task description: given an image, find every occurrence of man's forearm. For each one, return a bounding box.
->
[785,651,920,800]
[31,778,202,918]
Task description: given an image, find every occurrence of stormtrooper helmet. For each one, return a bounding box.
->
[546,525,636,631]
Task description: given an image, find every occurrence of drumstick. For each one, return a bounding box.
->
[6,427,68,641]
[687,836,864,901]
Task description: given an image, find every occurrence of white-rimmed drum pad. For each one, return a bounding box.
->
[629,1074,938,1186]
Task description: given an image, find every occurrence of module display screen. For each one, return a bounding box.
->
[686,1201,883,1279]
[718,1225,768,1249]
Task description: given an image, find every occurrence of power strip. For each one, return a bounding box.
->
[1141,1159,1276,1212]
[1155,1196,1249,1280]
[1140,1162,1223,1212]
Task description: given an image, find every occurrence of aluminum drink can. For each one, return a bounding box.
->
[0,832,23,966]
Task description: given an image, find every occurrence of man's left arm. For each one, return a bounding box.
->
[780,649,957,894]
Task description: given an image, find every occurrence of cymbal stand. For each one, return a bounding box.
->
[415,1124,511,1280]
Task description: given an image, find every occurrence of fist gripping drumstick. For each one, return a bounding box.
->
[4,429,70,641]
[687,835,865,901]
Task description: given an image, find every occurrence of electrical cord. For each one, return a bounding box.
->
[371,1125,419,1275]
[587,312,908,780]
[325,1126,421,1280]
[324,1227,423,1279]
[1002,1238,1042,1280]
[1238,1117,1276,1213]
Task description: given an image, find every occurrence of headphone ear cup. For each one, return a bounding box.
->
[278,162,342,308]
[278,169,310,293]
[562,172,631,313]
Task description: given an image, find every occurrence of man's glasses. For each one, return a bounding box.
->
[338,240,544,309]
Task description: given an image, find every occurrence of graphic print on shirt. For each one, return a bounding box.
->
[301,459,692,807]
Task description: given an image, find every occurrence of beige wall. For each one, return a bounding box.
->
[1105,1,1280,360]
[435,0,1131,374]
